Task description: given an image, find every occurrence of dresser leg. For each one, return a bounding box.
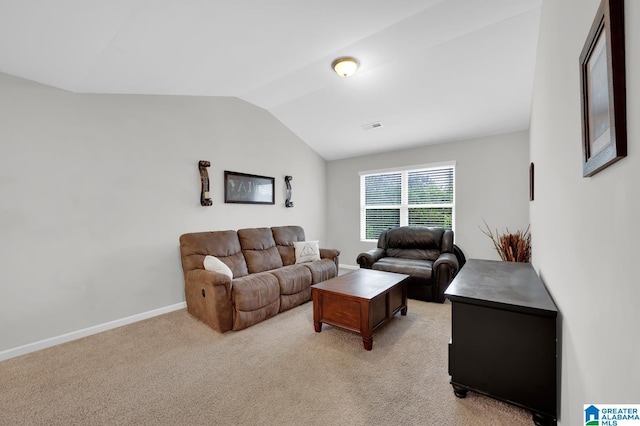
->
[532,413,556,426]
[452,385,467,398]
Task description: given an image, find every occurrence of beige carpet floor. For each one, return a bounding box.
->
[1,300,533,425]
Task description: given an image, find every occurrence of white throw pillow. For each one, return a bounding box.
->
[203,255,233,279]
[294,240,320,264]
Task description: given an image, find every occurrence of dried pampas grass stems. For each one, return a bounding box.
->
[480,220,531,263]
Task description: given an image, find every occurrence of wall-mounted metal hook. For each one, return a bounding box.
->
[285,175,293,208]
[199,161,213,206]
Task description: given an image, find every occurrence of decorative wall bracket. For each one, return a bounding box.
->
[198,160,213,206]
[285,175,294,208]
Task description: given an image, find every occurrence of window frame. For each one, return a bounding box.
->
[359,161,456,242]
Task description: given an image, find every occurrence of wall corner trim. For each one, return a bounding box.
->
[0,302,187,362]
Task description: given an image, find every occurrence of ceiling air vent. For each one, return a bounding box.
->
[361,121,383,131]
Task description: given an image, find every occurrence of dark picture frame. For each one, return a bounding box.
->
[224,171,275,204]
[579,0,627,177]
[529,162,534,201]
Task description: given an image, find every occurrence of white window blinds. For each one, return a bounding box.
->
[360,163,455,241]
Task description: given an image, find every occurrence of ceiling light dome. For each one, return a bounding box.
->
[332,57,359,78]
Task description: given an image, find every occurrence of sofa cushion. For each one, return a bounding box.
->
[238,228,284,273]
[270,264,313,312]
[294,240,320,263]
[304,259,338,284]
[271,225,306,266]
[270,264,312,295]
[386,248,441,261]
[280,290,311,313]
[382,227,445,261]
[372,257,433,280]
[231,272,280,331]
[203,255,233,279]
[180,230,249,278]
[233,298,280,331]
[232,272,280,312]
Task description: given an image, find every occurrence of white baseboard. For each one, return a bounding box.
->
[340,264,359,270]
[0,302,187,362]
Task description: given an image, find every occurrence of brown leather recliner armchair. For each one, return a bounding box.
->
[357,226,459,303]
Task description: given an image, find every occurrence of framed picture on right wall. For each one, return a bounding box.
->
[579,0,627,177]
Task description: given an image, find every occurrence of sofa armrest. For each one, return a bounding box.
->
[320,248,341,270]
[186,269,233,300]
[357,248,385,269]
[432,253,459,303]
[184,269,234,333]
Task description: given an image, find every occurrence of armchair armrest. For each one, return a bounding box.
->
[433,253,459,303]
[320,248,341,270]
[357,248,385,269]
[433,252,459,271]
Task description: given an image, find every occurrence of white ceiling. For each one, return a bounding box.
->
[0,0,542,161]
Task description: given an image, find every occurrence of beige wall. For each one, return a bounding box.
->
[0,72,328,352]
[326,131,530,267]
[530,0,640,424]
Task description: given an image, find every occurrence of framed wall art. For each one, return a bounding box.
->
[579,0,627,177]
[224,171,275,204]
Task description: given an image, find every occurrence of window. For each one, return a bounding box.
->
[360,162,455,241]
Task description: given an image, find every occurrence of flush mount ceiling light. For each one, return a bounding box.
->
[331,57,359,78]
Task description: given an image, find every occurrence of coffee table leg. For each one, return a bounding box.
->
[313,289,322,332]
[360,301,373,350]
[362,335,373,351]
[401,280,408,316]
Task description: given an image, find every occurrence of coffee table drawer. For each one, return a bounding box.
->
[319,292,361,332]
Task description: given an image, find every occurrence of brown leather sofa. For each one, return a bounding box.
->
[356,226,459,303]
[179,225,340,332]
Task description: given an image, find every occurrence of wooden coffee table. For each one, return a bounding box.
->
[311,269,409,350]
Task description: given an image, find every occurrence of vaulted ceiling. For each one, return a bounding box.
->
[0,0,542,160]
